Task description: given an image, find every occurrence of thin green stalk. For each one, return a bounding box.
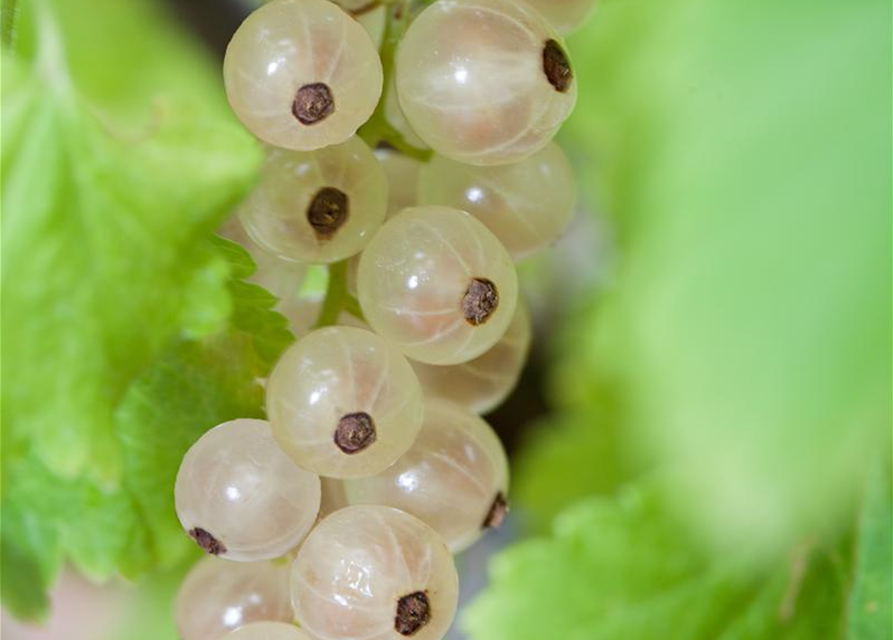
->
[314,260,350,328]
[316,0,428,328]
[359,0,431,161]
[313,260,366,327]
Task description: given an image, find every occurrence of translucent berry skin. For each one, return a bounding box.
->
[384,74,428,150]
[343,399,509,552]
[278,296,367,340]
[346,150,423,296]
[176,557,292,640]
[418,143,576,260]
[395,0,576,166]
[357,206,518,365]
[219,216,305,305]
[524,0,599,34]
[266,326,423,478]
[222,622,314,640]
[174,419,321,562]
[224,0,383,151]
[410,302,531,414]
[375,148,423,217]
[291,506,459,640]
[318,477,350,519]
[355,5,387,48]
[239,137,387,264]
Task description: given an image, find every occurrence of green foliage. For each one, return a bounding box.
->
[0,0,285,619]
[511,406,634,532]
[2,0,261,483]
[2,236,294,620]
[556,0,892,554]
[466,482,858,640]
[846,463,893,639]
[473,0,891,636]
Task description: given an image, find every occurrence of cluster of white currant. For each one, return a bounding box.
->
[174,0,585,636]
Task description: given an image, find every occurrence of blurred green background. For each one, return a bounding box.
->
[2,0,890,639]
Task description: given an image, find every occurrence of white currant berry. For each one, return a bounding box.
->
[278,296,368,339]
[355,5,387,49]
[276,295,325,339]
[174,419,321,561]
[410,301,531,414]
[343,399,509,552]
[266,326,423,478]
[219,215,306,305]
[384,74,428,150]
[375,148,423,217]
[318,477,349,519]
[291,506,458,640]
[224,0,383,151]
[523,0,599,34]
[418,143,575,259]
[222,622,313,640]
[357,206,518,365]
[239,137,388,264]
[395,0,576,165]
[345,149,422,296]
[176,557,292,640]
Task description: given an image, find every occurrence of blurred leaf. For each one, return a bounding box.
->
[1,0,261,485]
[557,0,891,552]
[1,236,293,620]
[102,567,190,640]
[0,525,53,621]
[466,483,853,640]
[512,406,634,531]
[845,462,892,639]
[114,238,293,574]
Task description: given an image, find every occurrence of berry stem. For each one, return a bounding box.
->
[358,0,431,162]
[314,260,366,327]
[314,260,350,328]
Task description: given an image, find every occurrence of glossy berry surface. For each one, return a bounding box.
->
[224,0,382,150]
[176,557,292,640]
[524,0,599,34]
[222,622,314,640]
[357,206,518,365]
[410,301,531,414]
[396,0,576,165]
[266,326,423,478]
[239,137,387,264]
[343,399,509,551]
[418,142,576,259]
[174,419,321,561]
[291,505,459,640]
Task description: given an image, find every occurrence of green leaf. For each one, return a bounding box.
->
[1,521,54,621]
[846,462,892,639]
[1,238,294,619]
[1,0,261,484]
[512,408,635,532]
[556,0,891,553]
[465,484,853,640]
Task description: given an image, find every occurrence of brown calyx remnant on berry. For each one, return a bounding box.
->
[334,412,377,454]
[307,187,349,239]
[542,39,573,93]
[189,527,227,555]
[292,82,335,125]
[462,278,499,326]
[483,492,508,529]
[395,591,431,636]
